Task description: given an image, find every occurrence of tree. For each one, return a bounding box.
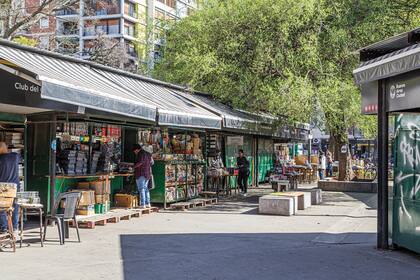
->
[85,33,132,71]
[316,0,420,180]
[0,0,78,39]
[154,0,321,122]
[154,0,420,181]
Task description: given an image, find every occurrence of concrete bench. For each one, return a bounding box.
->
[259,195,295,216]
[271,180,290,192]
[300,188,322,205]
[272,191,311,210]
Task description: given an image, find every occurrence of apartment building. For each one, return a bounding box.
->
[7,0,198,70]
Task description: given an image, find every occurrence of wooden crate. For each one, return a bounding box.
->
[0,197,14,208]
[114,194,137,208]
[0,184,17,198]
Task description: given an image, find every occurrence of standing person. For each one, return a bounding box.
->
[318,151,326,180]
[0,142,20,235]
[237,149,250,196]
[326,149,333,177]
[133,144,154,208]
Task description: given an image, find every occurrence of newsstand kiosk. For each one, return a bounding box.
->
[353,27,420,253]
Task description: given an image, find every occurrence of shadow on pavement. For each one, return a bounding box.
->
[119,232,420,280]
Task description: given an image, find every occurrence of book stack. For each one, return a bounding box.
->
[75,151,88,174]
[90,151,101,174]
[58,150,77,175]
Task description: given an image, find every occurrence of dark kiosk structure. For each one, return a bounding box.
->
[353,27,420,252]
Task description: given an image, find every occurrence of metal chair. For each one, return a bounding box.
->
[44,192,81,245]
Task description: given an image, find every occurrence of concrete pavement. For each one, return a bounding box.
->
[1,187,419,280]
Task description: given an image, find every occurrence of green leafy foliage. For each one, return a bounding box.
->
[154,0,420,139]
[12,36,38,47]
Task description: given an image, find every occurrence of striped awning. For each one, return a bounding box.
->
[0,44,157,122]
[0,40,221,128]
[95,70,221,129]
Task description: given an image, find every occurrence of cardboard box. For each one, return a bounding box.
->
[0,183,17,198]
[0,197,14,208]
[77,205,95,216]
[114,194,137,208]
[77,182,90,190]
[95,194,110,204]
[71,190,95,206]
[90,180,110,195]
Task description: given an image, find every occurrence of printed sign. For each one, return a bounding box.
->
[14,82,40,94]
[341,145,347,154]
[227,136,243,146]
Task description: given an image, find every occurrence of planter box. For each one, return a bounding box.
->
[318,180,377,193]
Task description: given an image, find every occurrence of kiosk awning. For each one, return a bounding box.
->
[96,70,221,129]
[353,44,420,85]
[174,91,258,131]
[353,28,420,85]
[0,42,156,122]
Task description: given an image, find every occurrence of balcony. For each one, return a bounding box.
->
[84,24,120,36]
[127,11,137,18]
[57,28,79,36]
[56,8,78,16]
[94,7,119,16]
[85,1,120,17]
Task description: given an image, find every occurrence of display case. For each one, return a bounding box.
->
[150,160,205,208]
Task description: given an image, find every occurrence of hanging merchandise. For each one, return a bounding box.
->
[137,128,206,208]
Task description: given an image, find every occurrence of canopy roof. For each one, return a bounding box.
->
[0,39,221,129]
[176,91,309,140]
[353,28,420,85]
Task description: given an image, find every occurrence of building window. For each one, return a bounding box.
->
[124,23,135,37]
[40,17,49,29]
[38,36,50,49]
[166,0,176,9]
[125,2,136,18]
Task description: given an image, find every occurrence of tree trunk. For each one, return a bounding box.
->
[331,133,354,181]
[328,135,340,161]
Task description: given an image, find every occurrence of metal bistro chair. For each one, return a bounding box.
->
[44,192,81,245]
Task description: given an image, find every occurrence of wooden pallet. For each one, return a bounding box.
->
[133,206,159,214]
[70,208,144,229]
[189,199,206,207]
[170,202,193,211]
[201,191,217,198]
[201,197,218,205]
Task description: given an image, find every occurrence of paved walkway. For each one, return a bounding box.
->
[1,187,420,280]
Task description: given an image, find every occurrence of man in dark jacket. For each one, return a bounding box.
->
[237,149,250,196]
[0,142,20,234]
[133,144,154,208]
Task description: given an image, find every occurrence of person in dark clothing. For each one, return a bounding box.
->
[0,142,20,233]
[237,149,250,196]
[133,144,154,208]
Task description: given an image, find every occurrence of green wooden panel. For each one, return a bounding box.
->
[392,114,420,254]
[257,138,274,183]
[0,112,25,123]
[150,161,166,203]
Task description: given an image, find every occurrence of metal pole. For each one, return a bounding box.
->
[377,79,389,249]
[49,114,57,213]
[308,138,312,162]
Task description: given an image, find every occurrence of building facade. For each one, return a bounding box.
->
[6,0,197,71]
